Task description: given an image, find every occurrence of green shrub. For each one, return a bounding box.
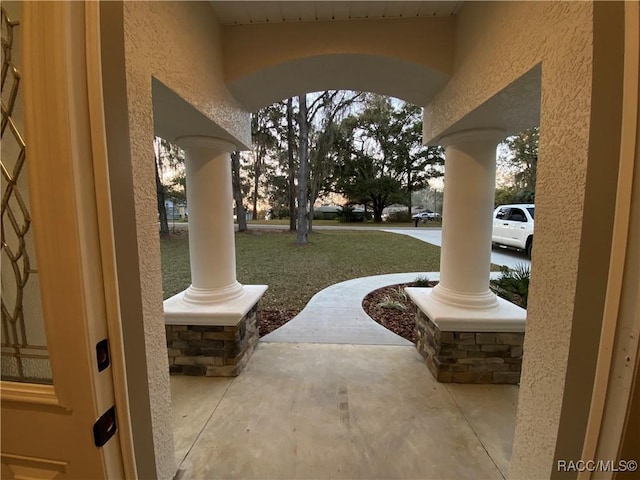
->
[386,211,412,222]
[377,295,407,311]
[413,275,431,287]
[337,206,364,222]
[494,187,535,207]
[491,263,530,308]
[269,207,290,219]
[313,211,340,220]
[394,286,408,302]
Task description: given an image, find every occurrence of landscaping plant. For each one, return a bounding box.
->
[490,263,530,308]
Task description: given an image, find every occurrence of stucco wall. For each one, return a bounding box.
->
[113,2,250,479]
[423,2,591,142]
[124,2,250,146]
[421,3,628,478]
[222,17,454,111]
[223,17,454,83]
[514,6,595,477]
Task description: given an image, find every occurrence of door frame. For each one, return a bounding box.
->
[579,2,640,472]
[1,2,136,478]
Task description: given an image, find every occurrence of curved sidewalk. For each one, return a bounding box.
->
[261,272,441,345]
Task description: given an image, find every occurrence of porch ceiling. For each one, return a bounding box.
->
[213,3,456,111]
[227,53,449,112]
[210,1,463,25]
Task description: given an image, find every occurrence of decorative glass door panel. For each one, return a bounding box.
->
[1,4,51,384]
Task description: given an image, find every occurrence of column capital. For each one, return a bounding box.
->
[439,128,505,148]
[176,135,237,155]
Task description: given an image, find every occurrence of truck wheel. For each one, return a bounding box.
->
[526,237,533,258]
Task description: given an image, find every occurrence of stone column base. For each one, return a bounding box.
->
[166,305,259,376]
[407,287,526,384]
[415,309,523,384]
[164,285,267,377]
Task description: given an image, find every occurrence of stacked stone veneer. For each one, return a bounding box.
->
[415,309,524,384]
[166,305,259,377]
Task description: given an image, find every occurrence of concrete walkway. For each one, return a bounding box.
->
[261,271,505,345]
[262,226,528,345]
[261,272,437,345]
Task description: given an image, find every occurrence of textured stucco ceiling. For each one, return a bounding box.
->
[210,1,462,25]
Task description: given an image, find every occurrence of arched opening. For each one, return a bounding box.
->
[2,3,636,480]
[96,2,636,479]
[155,87,534,477]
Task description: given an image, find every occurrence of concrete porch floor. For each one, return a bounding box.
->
[171,342,518,480]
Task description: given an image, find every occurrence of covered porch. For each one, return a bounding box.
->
[1,1,637,479]
[168,268,522,478]
[170,342,518,479]
[100,1,638,478]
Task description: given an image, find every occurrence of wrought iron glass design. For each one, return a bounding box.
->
[1,6,52,383]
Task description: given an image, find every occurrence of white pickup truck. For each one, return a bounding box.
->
[492,204,535,258]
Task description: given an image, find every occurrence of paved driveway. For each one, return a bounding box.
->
[185,222,532,270]
[383,228,531,270]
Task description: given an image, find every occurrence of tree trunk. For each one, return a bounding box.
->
[407,165,412,217]
[231,151,247,232]
[296,94,309,245]
[287,98,297,231]
[252,147,261,220]
[251,113,262,221]
[372,196,385,223]
[309,182,319,232]
[155,154,169,237]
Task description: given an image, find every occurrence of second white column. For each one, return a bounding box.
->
[177,136,243,304]
[430,129,504,310]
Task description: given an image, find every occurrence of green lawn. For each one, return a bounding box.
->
[160,230,441,311]
[247,219,443,228]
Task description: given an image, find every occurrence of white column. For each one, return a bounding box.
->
[177,136,243,304]
[430,129,505,309]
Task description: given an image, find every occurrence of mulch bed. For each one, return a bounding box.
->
[362,282,436,343]
[258,309,299,337]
